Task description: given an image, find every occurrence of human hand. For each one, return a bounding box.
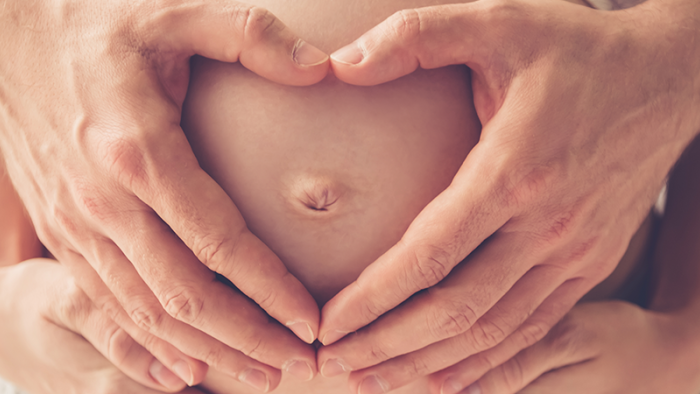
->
[0,259,206,394]
[0,0,329,390]
[436,301,700,394]
[316,0,700,392]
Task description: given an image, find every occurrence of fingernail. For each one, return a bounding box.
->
[321,329,351,345]
[358,374,390,394]
[171,360,194,386]
[149,359,185,390]
[283,359,315,381]
[286,321,316,344]
[461,383,482,394]
[240,368,270,393]
[293,39,329,66]
[320,358,350,377]
[331,43,364,65]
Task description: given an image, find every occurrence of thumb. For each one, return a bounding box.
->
[327,2,493,86]
[144,0,330,85]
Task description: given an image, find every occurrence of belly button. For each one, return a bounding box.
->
[289,176,344,213]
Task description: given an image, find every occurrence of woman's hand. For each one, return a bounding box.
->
[317,0,700,392]
[0,259,207,394]
[433,301,700,394]
[0,0,327,389]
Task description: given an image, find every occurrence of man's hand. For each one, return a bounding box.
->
[434,135,700,394]
[0,0,329,390]
[316,0,700,392]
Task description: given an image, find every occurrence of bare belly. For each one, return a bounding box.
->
[178,0,645,392]
[182,57,479,393]
[182,59,480,306]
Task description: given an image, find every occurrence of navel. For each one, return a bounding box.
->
[288,175,346,214]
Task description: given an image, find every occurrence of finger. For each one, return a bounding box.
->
[318,231,537,372]
[345,277,592,394]
[98,114,320,345]
[469,340,595,394]
[101,208,318,377]
[46,277,187,392]
[437,300,599,394]
[60,248,290,392]
[319,143,515,345]
[57,248,210,386]
[329,3,493,86]
[144,0,329,85]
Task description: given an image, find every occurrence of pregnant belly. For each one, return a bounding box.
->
[182,56,480,394]
[183,58,480,306]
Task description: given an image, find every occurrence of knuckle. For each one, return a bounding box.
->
[405,356,431,377]
[514,320,550,349]
[234,4,279,45]
[368,344,391,364]
[428,300,477,339]
[506,165,557,209]
[406,244,453,290]
[200,345,228,369]
[239,336,268,360]
[128,301,165,332]
[388,9,423,45]
[51,205,81,239]
[101,136,148,190]
[191,233,231,273]
[467,319,508,351]
[161,286,205,325]
[96,295,124,322]
[250,286,278,312]
[358,299,386,323]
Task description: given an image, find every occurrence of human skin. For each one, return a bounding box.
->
[449,136,700,394]
[313,0,700,393]
[0,153,42,268]
[180,0,477,391]
[0,0,331,390]
[0,258,207,394]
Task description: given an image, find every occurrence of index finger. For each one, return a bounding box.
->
[319,142,516,344]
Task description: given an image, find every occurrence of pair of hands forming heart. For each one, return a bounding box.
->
[1,0,700,393]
